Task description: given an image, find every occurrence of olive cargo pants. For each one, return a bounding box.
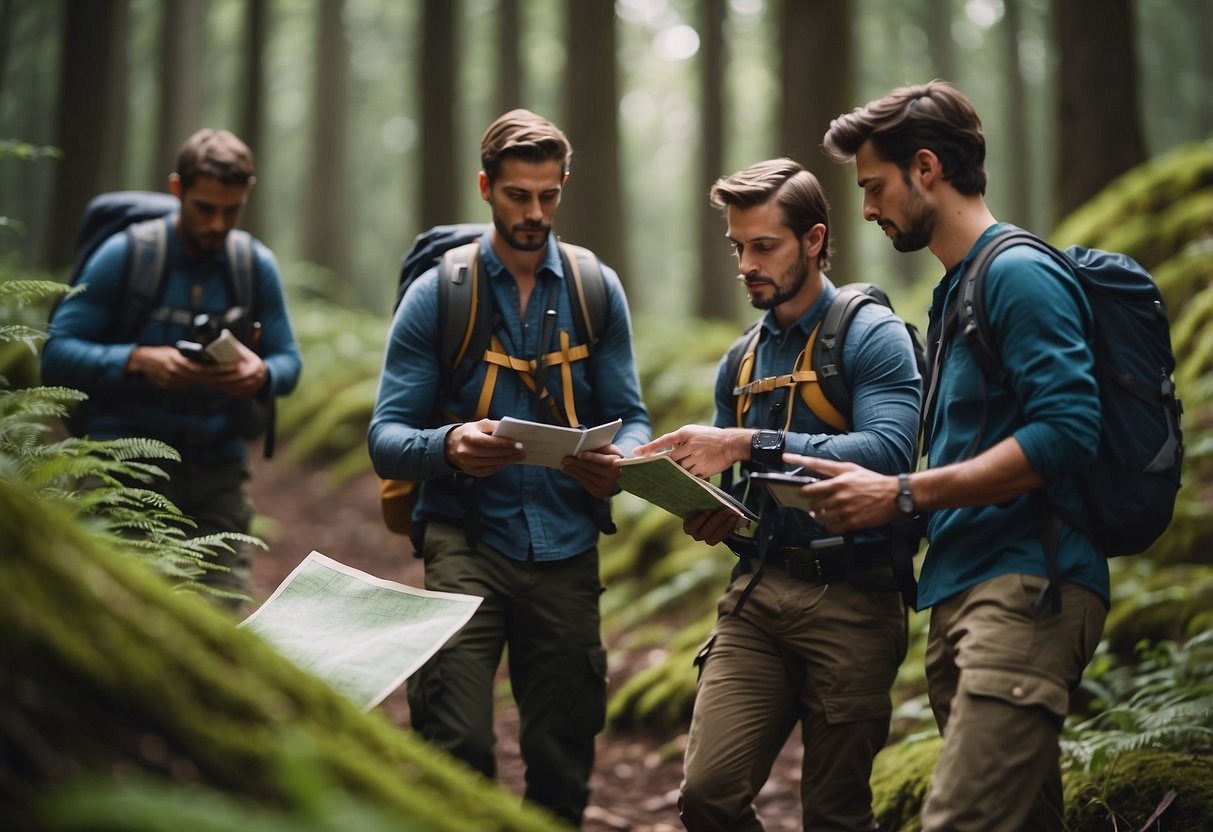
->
[922,573,1107,832]
[679,569,907,831]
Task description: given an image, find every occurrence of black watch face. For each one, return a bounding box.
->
[755,432,782,451]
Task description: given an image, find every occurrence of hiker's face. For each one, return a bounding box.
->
[726,200,820,311]
[171,174,251,257]
[480,158,566,253]
[856,140,935,253]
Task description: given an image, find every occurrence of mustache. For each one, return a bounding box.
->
[738,274,774,285]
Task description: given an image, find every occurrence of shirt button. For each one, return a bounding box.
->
[1011,685,1025,699]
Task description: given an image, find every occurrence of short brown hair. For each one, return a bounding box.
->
[480,109,572,184]
[822,80,987,196]
[709,158,832,270]
[174,129,255,191]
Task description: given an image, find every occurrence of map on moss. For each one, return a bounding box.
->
[241,550,481,709]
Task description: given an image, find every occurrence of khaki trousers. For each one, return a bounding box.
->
[679,569,907,832]
[922,573,1107,832]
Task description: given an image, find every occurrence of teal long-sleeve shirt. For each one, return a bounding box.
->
[920,223,1108,609]
[368,234,651,562]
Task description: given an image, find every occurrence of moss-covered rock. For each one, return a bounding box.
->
[1063,750,1213,831]
[870,735,941,832]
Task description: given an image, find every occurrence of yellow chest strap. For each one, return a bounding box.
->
[476,330,591,426]
[732,321,850,433]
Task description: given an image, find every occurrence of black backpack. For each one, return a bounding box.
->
[725,282,927,431]
[930,227,1183,564]
[379,223,610,538]
[64,191,273,455]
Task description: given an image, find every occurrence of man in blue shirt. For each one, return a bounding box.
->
[809,82,1107,831]
[42,129,302,606]
[634,159,920,831]
[368,109,650,826]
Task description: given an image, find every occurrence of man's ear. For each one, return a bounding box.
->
[168,173,183,199]
[803,223,827,260]
[478,170,490,201]
[913,148,941,188]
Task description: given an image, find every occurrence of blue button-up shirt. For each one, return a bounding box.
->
[714,277,922,548]
[369,234,651,561]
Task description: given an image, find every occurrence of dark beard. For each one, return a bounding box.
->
[750,249,810,310]
[889,187,936,253]
[493,215,549,252]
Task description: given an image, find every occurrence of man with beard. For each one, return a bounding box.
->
[368,109,650,827]
[808,82,1106,831]
[42,129,302,606]
[632,158,920,831]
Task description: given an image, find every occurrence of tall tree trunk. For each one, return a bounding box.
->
[418,0,458,229]
[1000,0,1032,228]
[302,0,351,282]
[559,0,626,285]
[927,0,957,83]
[696,0,733,320]
[1198,1,1213,137]
[152,0,207,187]
[238,0,269,240]
[1054,0,1146,219]
[0,0,13,105]
[780,0,855,284]
[39,1,127,271]
[495,0,521,115]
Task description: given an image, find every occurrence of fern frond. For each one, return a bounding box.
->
[0,324,46,352]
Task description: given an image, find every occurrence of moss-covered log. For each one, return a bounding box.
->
[0,479,569,832]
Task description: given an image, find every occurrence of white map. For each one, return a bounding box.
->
[241,551,481,710]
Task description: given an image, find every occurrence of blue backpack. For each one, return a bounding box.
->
[931,227,1183,565]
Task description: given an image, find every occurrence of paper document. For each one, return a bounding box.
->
[494,416,622,468]
[241,551,482,710]
[204,329,242,363]
[617,450,757,525]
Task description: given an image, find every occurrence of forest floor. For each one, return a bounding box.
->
[246,453,807,832]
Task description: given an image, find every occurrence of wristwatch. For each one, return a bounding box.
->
[896,473,917,516]
[750,430,785,466]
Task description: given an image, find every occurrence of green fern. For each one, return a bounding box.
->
[1064,629,1213,771]
[0,274,259,592]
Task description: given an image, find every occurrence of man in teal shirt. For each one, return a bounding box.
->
[797,82,1108,832]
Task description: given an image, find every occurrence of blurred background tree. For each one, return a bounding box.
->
[2,0,1207,319]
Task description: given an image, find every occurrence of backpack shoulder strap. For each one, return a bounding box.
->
[117,217,170,341]
[557,241,608,346]
[812,286,879,419]
[224,228,257,315]
[726,320,764,426]
[955,228,1052,386]
[437,241,488,396]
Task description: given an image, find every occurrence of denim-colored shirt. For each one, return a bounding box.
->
[41,219,303,460]
[920,223,1108,608]
[369,234,651,562]
[714,277,922,548]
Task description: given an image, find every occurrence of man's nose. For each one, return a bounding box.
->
[524,197,543,221]
[862,196,878,222]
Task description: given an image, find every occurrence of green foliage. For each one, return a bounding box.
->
[1063,750,1213,831]
[0,273,255,596]
[1065,629,1213,772]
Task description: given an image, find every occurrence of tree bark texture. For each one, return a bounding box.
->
[1054,0,1147,220]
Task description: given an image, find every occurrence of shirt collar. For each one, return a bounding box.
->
[478,232,564,281]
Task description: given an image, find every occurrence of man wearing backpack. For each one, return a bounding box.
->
[804,82,1110,831]
[632,158,921,831]
[42,129,302,606]
[368,109,650,827]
